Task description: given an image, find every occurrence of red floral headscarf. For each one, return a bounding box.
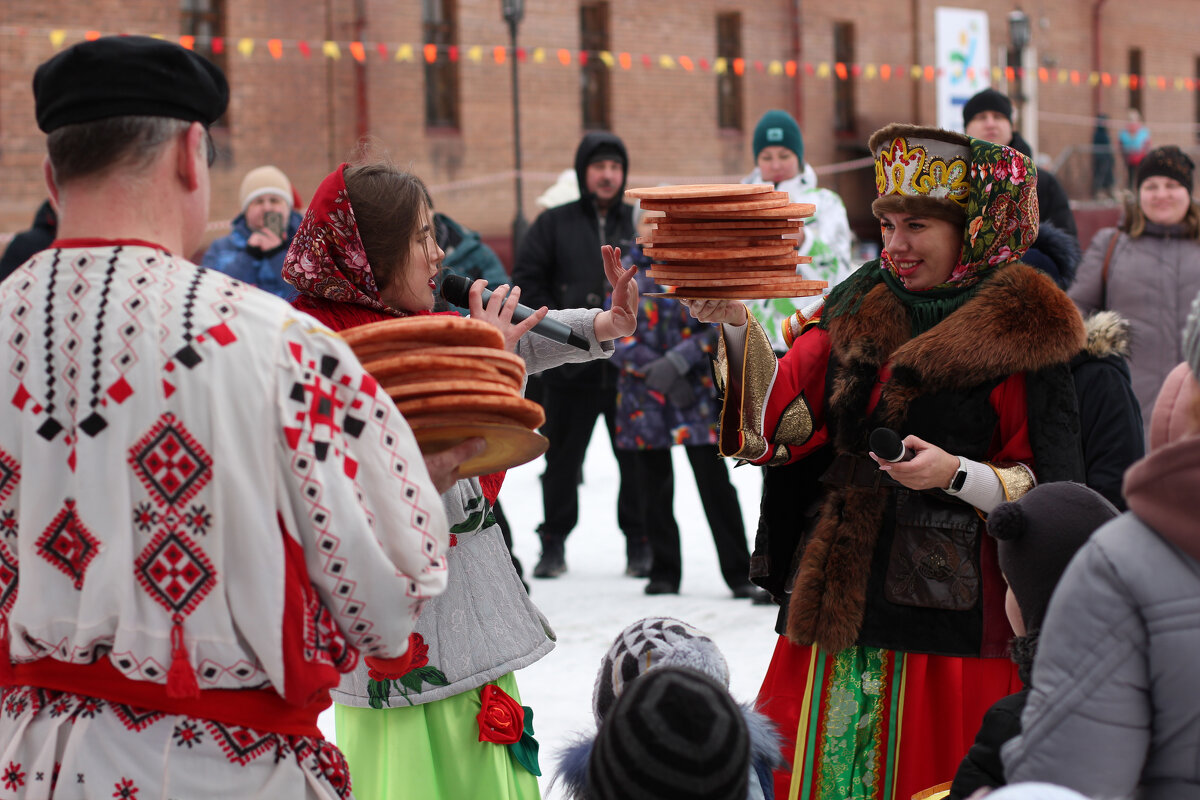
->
[282,163,401,317]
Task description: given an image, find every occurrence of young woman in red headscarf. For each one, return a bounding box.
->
[281,161,638,800]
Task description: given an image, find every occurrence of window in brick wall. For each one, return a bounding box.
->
[716,12,743,131]
[423,0,460,129]
[181,0,228,130]
[581,2,611,130]
[1128,48,1143,117]
[833,21,856,136]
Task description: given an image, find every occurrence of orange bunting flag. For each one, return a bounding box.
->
[179,35,195,50]
[619,51,632,70]
[494,45,506,64]
[1037,67,1049,82]
[924,65,935,82]
[349,41,365,62]
[679,55,694,71]
[733,57,745,76]
[85,30,101,41]
[1101,72,1112,86]
[268,39,283,59]
[880,63,892,80]
[785,60,797,77]
[835,62,848,80]
[424,43,437,63]
[557,48,571,66]
[1071,69,1080,85]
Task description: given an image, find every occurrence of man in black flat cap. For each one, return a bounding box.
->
[0,35,467,795]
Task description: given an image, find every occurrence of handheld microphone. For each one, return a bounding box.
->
[440,274,591,351]
[869,427,914,463]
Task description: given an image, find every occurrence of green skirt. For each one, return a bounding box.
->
[335,673,541,800]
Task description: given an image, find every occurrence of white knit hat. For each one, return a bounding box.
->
[238,165,294,211]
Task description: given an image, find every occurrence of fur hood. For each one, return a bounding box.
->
[1082,310,1133,360]
[551,702,784,800]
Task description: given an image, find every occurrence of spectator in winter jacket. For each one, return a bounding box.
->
[202,165,303,298]
[947,482,1119,799]
[1022,222,1145,509]
[610,209,764,599]
[512,131,645,580]
[433,211,510,315]
[963,88,1078,240]
[1003,289,1200,800]
[1069,145,1200,439]
[741,109,854,352]
[0,199,57,281]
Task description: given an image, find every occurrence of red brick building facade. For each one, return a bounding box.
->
[2,1,1197,257]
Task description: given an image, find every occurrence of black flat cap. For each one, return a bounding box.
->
[34,35,229,133]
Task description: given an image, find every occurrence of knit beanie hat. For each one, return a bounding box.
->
[1136,145,1195,193]
[962,87,1014,128]
[239,165,296,211]
[586,667,750,800]
[988,482,1119,632]
[592,617,729,728]
[753,109,804,163]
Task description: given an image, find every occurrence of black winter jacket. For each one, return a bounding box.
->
[0,200,57,282]
[512,131,635,387]
[1010,132,1078,238]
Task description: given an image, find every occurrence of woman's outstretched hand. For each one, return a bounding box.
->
[593,245,639,341]
[467,278,546,352]
[680,298,748,327]
[868,434,961,492]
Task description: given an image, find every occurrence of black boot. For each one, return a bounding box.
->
[533,531,567,578]
[624,536,651,578]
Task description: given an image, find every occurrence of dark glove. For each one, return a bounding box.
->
[642,351,690,393]
[665,374,697,408]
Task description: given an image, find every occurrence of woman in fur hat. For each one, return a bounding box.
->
[683,124,1086,800]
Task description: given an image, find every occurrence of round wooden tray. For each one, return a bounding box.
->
[646,285,826,299]
[625,184,773,199]
[413,422,549,479]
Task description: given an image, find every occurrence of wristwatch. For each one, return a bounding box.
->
[944,456,969,495]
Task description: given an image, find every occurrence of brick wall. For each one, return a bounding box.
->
[3,0,1198,257]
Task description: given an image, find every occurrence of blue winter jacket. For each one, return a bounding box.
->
[202,210,303,299]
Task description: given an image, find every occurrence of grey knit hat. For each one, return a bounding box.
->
[592,617,729,728]
[1184,289,1200,382]
[586,667,751,800]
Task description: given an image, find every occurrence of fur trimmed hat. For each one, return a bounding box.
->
[868,123,972,227]
[988,482,1119,631]
[592,617,728,727]
[586,667,750,800]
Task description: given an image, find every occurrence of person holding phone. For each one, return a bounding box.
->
[203,164,303,298]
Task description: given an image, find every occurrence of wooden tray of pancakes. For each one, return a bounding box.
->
[340,316,547,479]
[625,184,826,300]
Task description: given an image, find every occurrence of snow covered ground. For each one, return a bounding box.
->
[320,420,782,798]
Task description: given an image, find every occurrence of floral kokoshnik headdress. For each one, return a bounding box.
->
[869,123,1041,291]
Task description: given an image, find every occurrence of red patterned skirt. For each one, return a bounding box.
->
[757,636,1021,800]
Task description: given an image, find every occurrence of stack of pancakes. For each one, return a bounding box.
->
[340,316,547,474]
[625,184,827,299]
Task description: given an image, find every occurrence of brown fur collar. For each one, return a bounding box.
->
[830,263,1085,395]
[787,263,1084,653]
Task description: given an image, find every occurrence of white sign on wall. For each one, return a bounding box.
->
[935,7,991,132]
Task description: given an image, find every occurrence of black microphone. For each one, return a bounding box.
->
[440,274,591,351]
[869,427,914,463]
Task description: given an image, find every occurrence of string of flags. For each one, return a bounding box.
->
[5,25,1200,92]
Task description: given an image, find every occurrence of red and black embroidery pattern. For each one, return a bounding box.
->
[35,500,100,590]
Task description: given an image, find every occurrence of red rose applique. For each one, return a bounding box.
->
[476,684,525,745]
[365,632,429,681]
